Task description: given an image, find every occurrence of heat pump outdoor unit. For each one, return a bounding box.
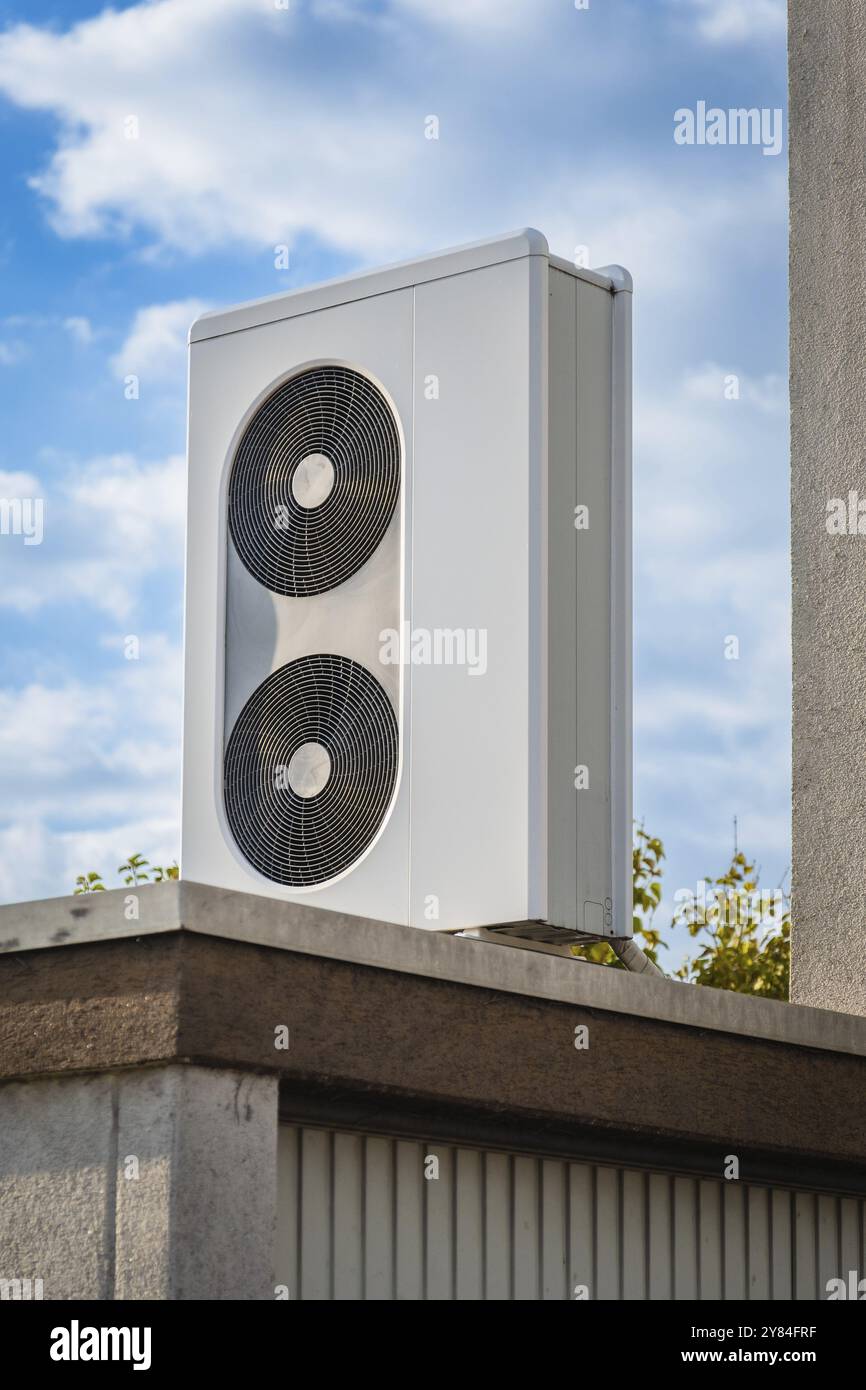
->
[182,230,632,938]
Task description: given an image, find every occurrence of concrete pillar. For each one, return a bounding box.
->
[789,1,866,1014]
[0,1066,278,1300]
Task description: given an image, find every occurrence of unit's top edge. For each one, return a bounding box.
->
[189,229,548,342]
[189,230,618,344]
[548,254,620,291]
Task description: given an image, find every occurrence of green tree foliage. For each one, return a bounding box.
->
[73,871,106,895]
[573,829,789,998]
[631,826,666,965]
[73,856,178,894]
[118,853,150,885]
[152,863,180,882]
[674,851,790,999]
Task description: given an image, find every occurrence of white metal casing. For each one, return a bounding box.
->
[181,230,632,936]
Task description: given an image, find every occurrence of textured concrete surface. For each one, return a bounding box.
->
[789,2,866,1013]
[0,1067,277,1300]
[5,880,866,1055]
[2,924,866,1189]
[114,1068,277,1300]
[0,1075,115,1298]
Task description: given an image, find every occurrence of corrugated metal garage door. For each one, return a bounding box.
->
[276,1124,866,1300]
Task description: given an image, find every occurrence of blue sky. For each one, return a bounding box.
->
[0,0,789,966]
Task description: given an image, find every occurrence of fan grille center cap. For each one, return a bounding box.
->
[287,741,332,799]
[292,453,335,509]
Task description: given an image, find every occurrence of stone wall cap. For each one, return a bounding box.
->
[2,880,864,1060]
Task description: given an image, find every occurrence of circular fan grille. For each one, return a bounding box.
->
[228,365,401,596]
[224,654,399,887]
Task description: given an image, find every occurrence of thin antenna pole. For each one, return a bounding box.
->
[733,815,738,857]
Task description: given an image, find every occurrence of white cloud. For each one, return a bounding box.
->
[0,313,96,349]
[682,362,787,414]
[63,315,93,345]
[540,169,785,300]
[0,0,785,292]
[0,453,186,619]
[0,340,27,365]
[0,0,418,256]
[631,359,791,932]
[111,299,207,384]
[396,0,529,30]
[635,365,789,617]
[674,0,786,45]
[0,632,182,904]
